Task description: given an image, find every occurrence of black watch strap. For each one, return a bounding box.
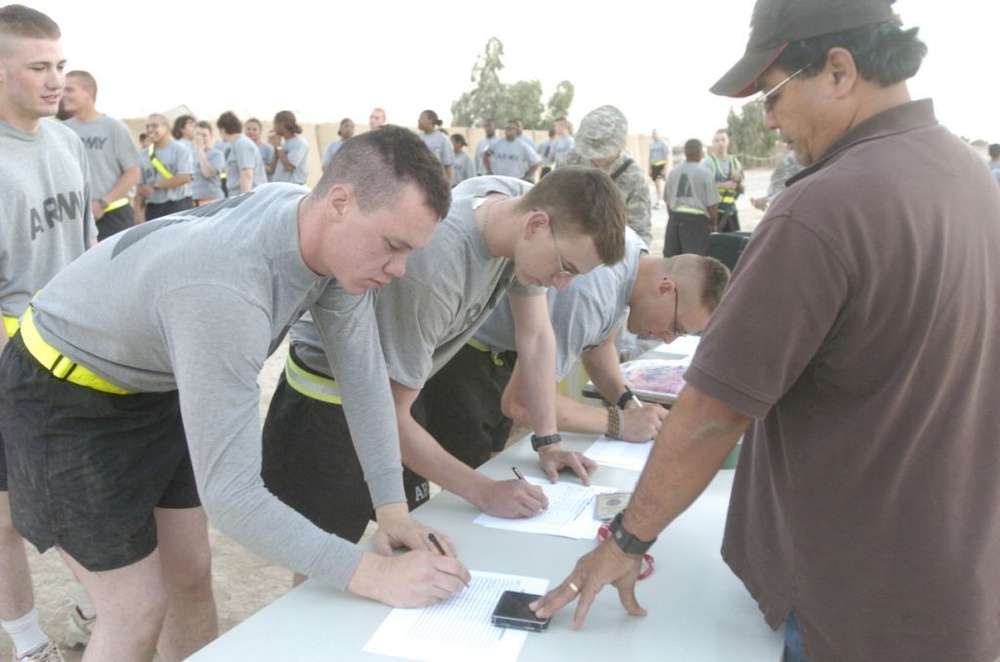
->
[530,432,562,451]
[608,512,657,555]
[616,387,637,410]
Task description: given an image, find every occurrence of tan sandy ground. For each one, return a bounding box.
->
[3,177,767,661]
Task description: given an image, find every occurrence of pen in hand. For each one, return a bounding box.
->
[428,532,470,587]
[427,532,447,556]
[513,466,549,513]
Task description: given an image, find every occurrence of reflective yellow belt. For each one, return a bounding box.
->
[103,197,130,212]
[466,337,506,367]
[3,314,18,338]
[19,307,132,394]
[652,160,667,167]
[284,352,341,404]
[674,205,709,217]
[148,144,174,180]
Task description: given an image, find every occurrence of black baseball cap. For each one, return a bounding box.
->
[710,0,897,98]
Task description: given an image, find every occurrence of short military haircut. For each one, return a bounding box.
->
[694,256,730,310]
[0,5,60,44]
[517,165,627,266]
[216,111,242,135]
[989,144,1000,160]
[66,70,97,98]
[311,124,451,221]
[684,139,703,160]
[775,20,927,88]
[662,254,731,312]
[195,120,213,134]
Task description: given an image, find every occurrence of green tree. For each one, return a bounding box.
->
[451,37,505,127]
[451,38,573,130]
[542,81,575,129]
[504,80,544,128]
[726,102,779,166]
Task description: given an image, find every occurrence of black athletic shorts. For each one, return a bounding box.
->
[422,343,517,469]
[0,332,199,572]
[261,355,429,543]
[145,197,194,221]
[96,204,136,242]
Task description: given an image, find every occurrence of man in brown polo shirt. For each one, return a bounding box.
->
[531,1,1000,660]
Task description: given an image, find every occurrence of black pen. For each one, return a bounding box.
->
[428,532,470,587]
[427,532,447,556]
[511,466,526,481]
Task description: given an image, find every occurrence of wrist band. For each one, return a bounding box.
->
[606,406,623,439]
[530,432,562,451]
[597,521,655,579]
[617,387,637,410]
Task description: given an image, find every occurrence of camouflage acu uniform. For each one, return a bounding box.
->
[558,150,651,245]
[554,105,652,246]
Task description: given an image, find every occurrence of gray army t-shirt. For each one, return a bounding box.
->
[1,118,97,320]
[140,140,193,204]
[224,135,267,194]
[64,114,139,199]
[473,227,646,380]
[270,135,309,185]
[29,183,404,588]
[293,176,543,389]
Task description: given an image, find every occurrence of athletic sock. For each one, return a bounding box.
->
[1,607,49,659]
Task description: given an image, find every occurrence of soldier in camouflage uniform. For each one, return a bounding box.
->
[556,105,652,246]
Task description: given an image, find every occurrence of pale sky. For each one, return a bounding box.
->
[28,0,996,143]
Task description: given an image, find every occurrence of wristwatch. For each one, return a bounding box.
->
[530,432,562,451]
[608,512,657,555]
[616,387,638,410]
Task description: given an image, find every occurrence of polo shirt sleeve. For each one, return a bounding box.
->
[684,211,850,419]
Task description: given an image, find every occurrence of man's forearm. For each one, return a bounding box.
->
[510,297,559,436]
[581,340,627,404]
[197,153,217,178]
[104,166,140,202]
[158,174,192,190]
[622,385,749,542]
[504,386,609,437]
[518,344,558,436]
[239,169,254,193]
[396,405,493,507]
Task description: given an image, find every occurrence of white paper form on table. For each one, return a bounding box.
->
[585,435,653,472]
[473,476,616,539]
[362,570,548,662]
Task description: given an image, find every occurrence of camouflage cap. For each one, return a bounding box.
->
[574,105,628,161]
